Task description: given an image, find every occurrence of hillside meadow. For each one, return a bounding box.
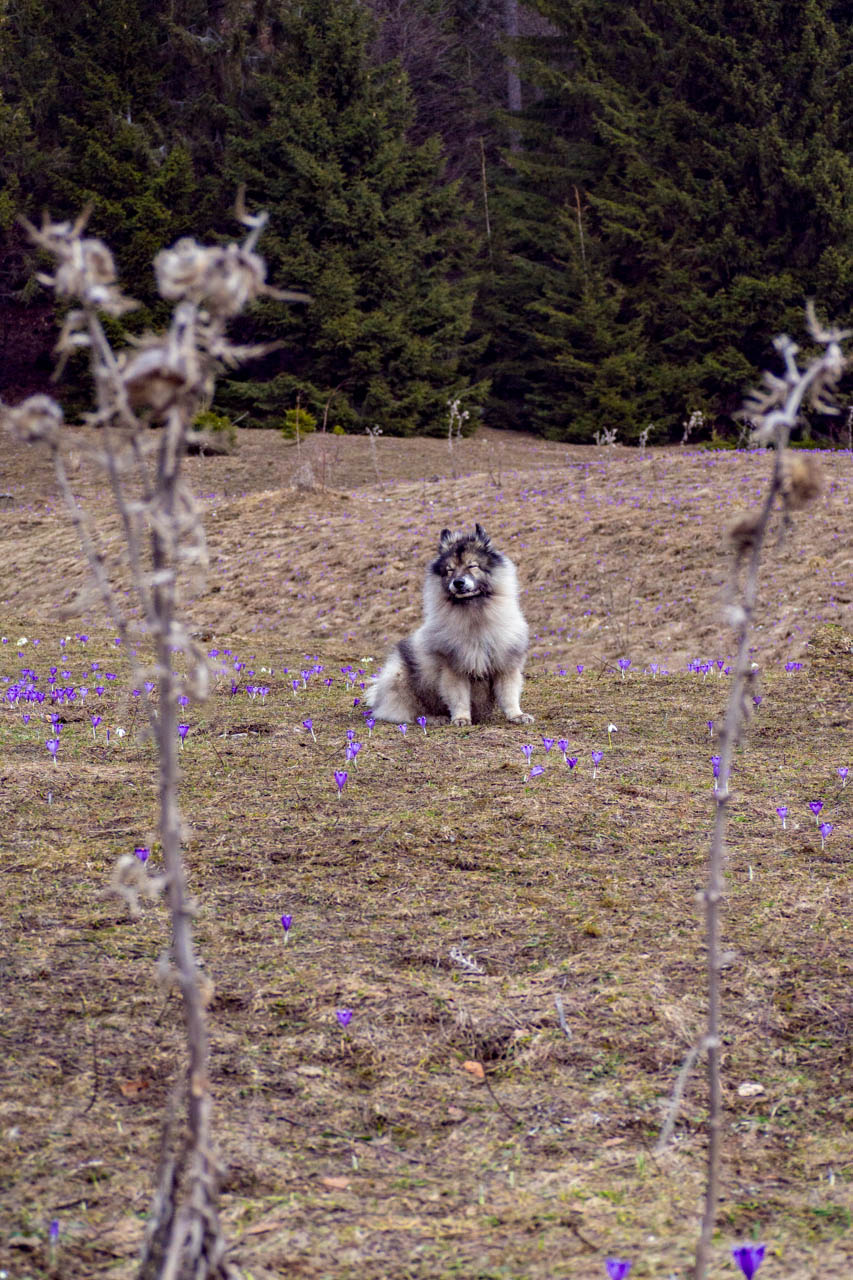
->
[0,430,851,1279]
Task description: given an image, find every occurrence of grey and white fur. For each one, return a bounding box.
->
[365,524,533,726]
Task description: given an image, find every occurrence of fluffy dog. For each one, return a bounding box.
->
[365,524,533,726]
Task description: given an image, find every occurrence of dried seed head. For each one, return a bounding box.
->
[118,341,197,412]
[52,237,117,300]
[3,394,64,446]
[154,238,267,316]
[24,215,135,314]
[121,350,188,411]
[781,452,823,510]
[728,509,763,554]
[111,853,165,918]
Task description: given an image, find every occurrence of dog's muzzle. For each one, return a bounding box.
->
[449,574,480,598]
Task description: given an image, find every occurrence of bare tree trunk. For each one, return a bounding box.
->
[504,0,521,152]
[480,138,493,265]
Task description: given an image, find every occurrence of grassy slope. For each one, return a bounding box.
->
[0,435,852,1278]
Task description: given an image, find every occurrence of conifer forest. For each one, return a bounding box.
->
[2,0,853,439]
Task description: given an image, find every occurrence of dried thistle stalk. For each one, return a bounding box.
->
[2,200,302,1280]
[691,308,844,1280]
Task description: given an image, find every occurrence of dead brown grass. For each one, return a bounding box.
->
[0,433,852,1278]
[2,429,853,673]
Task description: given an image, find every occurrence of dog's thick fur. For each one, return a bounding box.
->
[365,524,533,726]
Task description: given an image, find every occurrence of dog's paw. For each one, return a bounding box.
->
[451,715,472,726]
[507,712,534,725]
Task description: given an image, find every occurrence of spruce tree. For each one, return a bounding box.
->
[0,0,201,294]
[489,0,853,439]
[219,0,480,435]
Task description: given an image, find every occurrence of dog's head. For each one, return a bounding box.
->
[431,523,502,602]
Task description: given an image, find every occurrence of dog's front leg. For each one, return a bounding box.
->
[437,666,473,725]
[494,666,534,724]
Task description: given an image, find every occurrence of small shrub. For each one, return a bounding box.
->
[701,430,737,451]
[280,407,317,440]
[192,409,237,447]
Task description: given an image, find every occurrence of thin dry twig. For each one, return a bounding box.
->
[691,307,843,1280]
[655,1036,704,1154]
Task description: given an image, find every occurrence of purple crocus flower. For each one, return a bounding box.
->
[177,723,189,745]
[819,822,833,848]
[521,744,534,762]
[591,749,603,778]
[135,846,150,862]
[46,737,59,763]
[417,715,427,734]
[528,764,545,779]
[365,717,375,735]
[566,756,578,770]
[542,737,555,753]
[280,913,292,932]
[91,713,102,738]
[732,1243,765,1279]
[346,742,362,764]
[336,1008,353,1028]
[776,805,788,829]
[711,755,721,778]
[303,717,316,741]
[838,767,848,787]
[334,770,348,796]
[398,723,407,735]
[605,1260,632,1280]
[557,738,569,757]
[576,663,584,675]
[617,657,631,678]
[808,800,823,822]
[49,1218,60,1244]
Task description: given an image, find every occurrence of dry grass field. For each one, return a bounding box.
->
[0,429,851,1279]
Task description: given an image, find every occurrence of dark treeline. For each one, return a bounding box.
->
[2,0,852,441]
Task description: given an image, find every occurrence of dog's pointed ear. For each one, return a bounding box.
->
[474,522,491,547]
[439,528,454,549]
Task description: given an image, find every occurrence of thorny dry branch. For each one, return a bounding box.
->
[1,199,304,1279]
[687,304,846,1280]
